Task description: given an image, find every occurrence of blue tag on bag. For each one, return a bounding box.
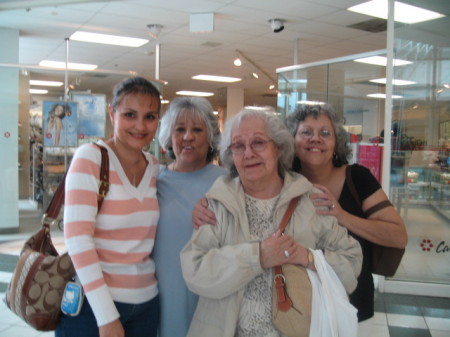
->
[61,281,84,316]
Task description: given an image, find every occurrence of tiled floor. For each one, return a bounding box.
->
[0,204,449,336]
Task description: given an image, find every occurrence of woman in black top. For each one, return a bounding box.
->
[284,104,407,336]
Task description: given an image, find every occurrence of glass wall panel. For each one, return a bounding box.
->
[277,6,450,288]
[391,0,450,284]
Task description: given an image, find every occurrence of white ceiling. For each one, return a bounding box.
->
[0,0,448,108]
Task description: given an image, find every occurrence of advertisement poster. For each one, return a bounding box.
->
[42,101,78,147]
[71,93,106,144]
[358,144,383,182]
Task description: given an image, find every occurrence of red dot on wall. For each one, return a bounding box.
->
[4,131,11,138]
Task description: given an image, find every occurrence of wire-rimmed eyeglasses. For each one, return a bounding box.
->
[297,128,333,140]
[228,138,273,154]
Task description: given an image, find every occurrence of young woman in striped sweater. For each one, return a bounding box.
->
[56,77,161,337]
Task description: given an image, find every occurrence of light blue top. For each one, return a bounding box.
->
[154,163,227,337]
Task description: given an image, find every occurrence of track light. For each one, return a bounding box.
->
[269,84,275,90]
[252,70,259,79]
[234,56,242,66]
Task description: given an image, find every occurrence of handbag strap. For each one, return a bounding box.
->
[346,165,392,217]
[345,165,361,208]
[273,196,300,312]
[277,196,300,233]
[43,144,109,226]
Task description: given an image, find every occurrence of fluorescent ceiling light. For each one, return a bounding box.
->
[30,89,48,94]
[367,93,403,99]
[39,60,98,70]
[292,79,308,84]
[30,80,63,87]
[161,100,170,104]
[176,90,214,97]
[370,78,416,85]
[244,106,272,110]
[348,0,445,24]
[354,56,411,66]
[70,31,149,47]
[192,75,241,83]
[297,100,326,105]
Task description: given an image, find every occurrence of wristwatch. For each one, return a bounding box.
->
[305,249,314,269]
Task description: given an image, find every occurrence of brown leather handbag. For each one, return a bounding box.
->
[272,196,312,337]
[4,144,109,331]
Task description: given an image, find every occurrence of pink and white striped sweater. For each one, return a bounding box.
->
[63,141,160,326]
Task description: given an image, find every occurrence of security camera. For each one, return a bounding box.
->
[268,18,285,33]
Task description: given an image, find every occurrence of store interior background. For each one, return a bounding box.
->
[0,0,449,297]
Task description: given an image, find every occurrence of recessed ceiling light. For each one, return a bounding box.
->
[70,31,149,47]
[370,78,416,85]
[39,60,98,70]
[354,56,412,66]
[348,0,445,24]
[192,75,241,83]
[367,93,403,99]
[30,80,64,87]
[176,90,214,97]
[30,89,48,94]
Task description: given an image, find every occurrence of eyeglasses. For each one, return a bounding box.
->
[229,138,273,154]
[298,128,333,140]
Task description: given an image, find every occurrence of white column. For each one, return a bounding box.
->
[226,87,244,121]
[0,28,20,232]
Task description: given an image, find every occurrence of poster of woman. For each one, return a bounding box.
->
[43,101,78,147]
[71,93,106,144]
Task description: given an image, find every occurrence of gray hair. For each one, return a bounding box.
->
[158,97,220,162]
[284,104,351,171]
[220,108,295,178]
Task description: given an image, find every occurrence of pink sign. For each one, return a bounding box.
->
[358,144,382,182]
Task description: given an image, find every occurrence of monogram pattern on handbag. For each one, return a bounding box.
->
[5,227,76,331]
[4,144,109,331]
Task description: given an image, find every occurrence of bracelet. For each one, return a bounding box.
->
[305,250,314,269]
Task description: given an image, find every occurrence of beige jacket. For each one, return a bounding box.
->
[180,172,362,337]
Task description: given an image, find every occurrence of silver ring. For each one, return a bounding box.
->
[284,250,290,258]
[330,203,335,210]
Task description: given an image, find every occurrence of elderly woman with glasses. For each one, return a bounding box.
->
[180,108,362,337]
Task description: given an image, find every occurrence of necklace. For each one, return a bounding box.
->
[108,141,142,187]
